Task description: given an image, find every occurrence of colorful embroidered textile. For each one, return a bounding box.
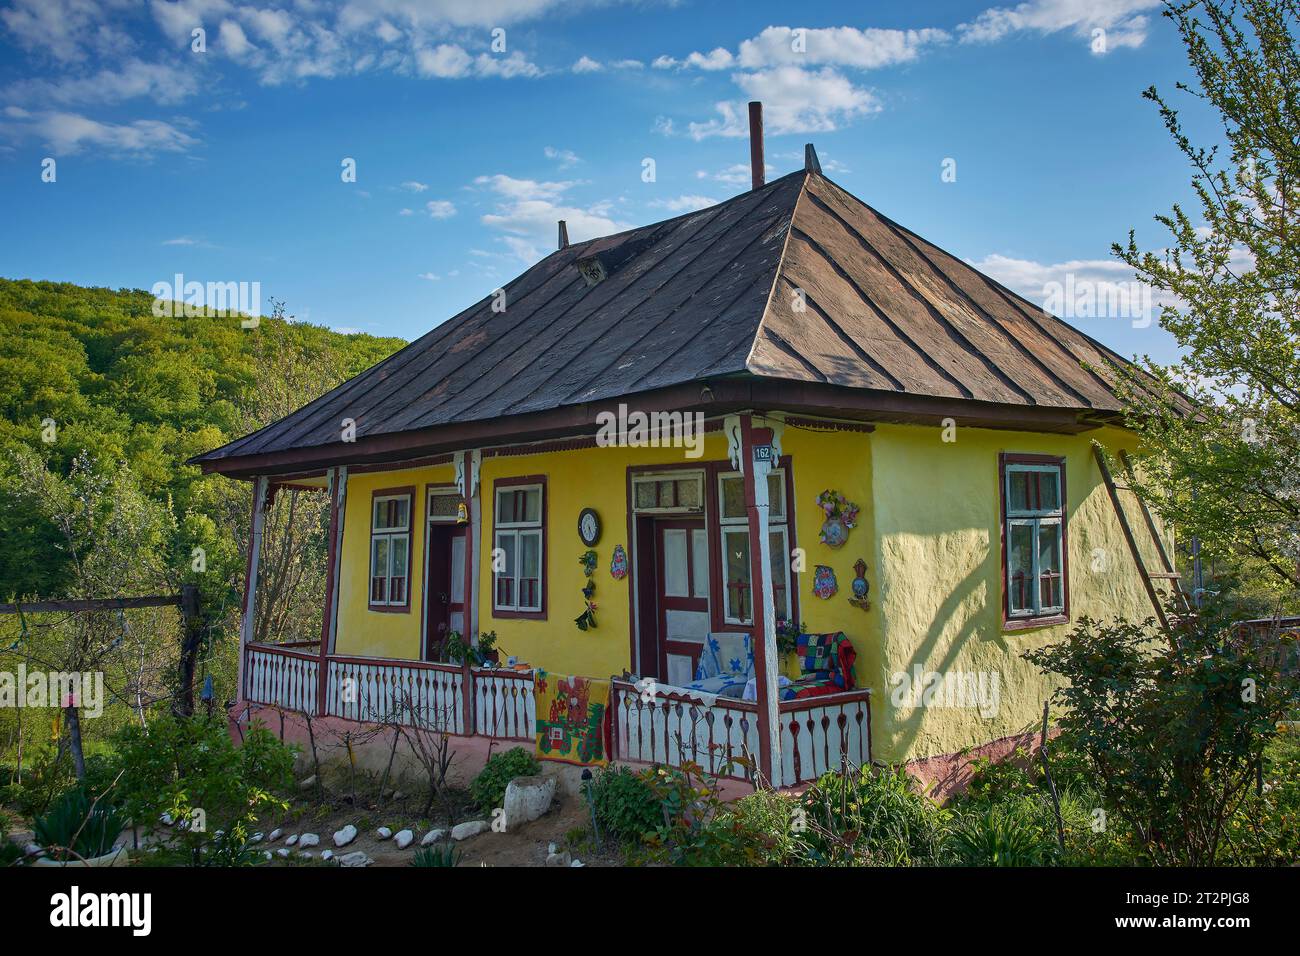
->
[533,670,610,766]
[788,631,857,698]
[686,632,753,697]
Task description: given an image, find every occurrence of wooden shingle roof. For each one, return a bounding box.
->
[195,168,1150,473]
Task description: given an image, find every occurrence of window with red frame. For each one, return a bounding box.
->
[493,483,544,614]
[369,492,411,609]
[1002,456,1066,621]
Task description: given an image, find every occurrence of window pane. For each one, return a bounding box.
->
[635,480,656,510]
[450,536,465,603]
[720,476,745,520]
[1008,521,1034,613]
[769,529,790,622]
[429,494,460,519]
[392,498,409,530]
[677,477,701,509]
[723,529,751,622]
[373,499,385,528]
[519,531,541,609]
[1038,471,1061,512]
[658,479,675,509]
[1008,471,1030,513]
[372,536,389,578]
[495,532,516,607]
[662,528,689,596]
[691,528,709,598]
[1038,521,1063,609]
[391,534,408,579]
[496,489,515,524]
[522,489,541,524]
[767,472,785,518]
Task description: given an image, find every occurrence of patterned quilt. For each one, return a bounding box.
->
[533,670,610,766]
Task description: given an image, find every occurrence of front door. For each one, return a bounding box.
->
[424,524,466,661]
[654,519,710,686]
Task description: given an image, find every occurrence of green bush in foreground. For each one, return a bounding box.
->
[584,765,661,842]
[469,747,539,814]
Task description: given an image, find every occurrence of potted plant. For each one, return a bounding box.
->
[31,786,128,867]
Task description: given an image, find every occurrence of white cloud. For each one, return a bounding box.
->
[401,180,429,192]
[425,199,457,218]
[418,271,441,280]
[474,173,576,200]
[0,109,199,155]
[162,236,197,245]
[543,145,580,168]
[740,26,950,68]
[3,0,140,62]
[474,172,629,262]
[415,43,473,78]
[572,55,603,73]
[1,58,202,107]
[968,252,1168,325]
[685,66,879,139]
[959,0,1159,53]
[653,47,735,71]
[218,19,255,57]
[699,162,775,186]
[648,194,719,213]
[398,207,414,215]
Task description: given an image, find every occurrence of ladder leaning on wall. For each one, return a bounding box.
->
[1092,445,1193,632]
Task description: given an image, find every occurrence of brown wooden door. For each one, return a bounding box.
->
[424,524,466,661]
[654,519,710,685]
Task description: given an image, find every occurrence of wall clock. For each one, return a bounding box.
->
[578,508,601,546]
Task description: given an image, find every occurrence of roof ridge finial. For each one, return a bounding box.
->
[804,143,821,174]
[558,220,569,250]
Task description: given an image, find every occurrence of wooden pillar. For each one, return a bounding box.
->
[237,476,270,705]
[317,466,347,717]
[740,414,781,784]
[456,449,482,734]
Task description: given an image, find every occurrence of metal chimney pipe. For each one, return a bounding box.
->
[748,101,764,190]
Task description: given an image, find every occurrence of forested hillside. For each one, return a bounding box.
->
[0,278,405,751]
[0,277,404,598]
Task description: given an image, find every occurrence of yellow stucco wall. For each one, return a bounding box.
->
[334,463,455,660]
[328,420,1169,764]
[867,423,1168,763]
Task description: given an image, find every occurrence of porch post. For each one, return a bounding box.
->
[237,475,270,705]
[739,414,781,784]
[456,449,482,733]
[317,466,347,717]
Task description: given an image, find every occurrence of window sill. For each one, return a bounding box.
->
[492,608,547,621]
[1002,613,1068,633]
[368,604,411,614]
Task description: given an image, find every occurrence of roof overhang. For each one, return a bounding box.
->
[192,375,1117,480]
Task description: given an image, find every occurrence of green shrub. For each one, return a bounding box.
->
[584,765,661,842]
[412,844,461,867]
[1023,606,1300,865]
[33,786,124,862]
[113,714,294,866]
[798,765,949,866]
[1220,731,1300,865]
[947,797,1058,866]
[469,747,539,813]
[697,789,801,866]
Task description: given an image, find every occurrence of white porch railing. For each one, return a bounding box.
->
[777,691,873,787]
[611,680,761,781]
[324,654,467,734]
[243,644,870,789]
[472,667,536,740]
[244,642,319,714]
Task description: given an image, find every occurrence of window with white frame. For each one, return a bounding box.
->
[1002,456,1067,621]
[717,470,792,625]
[493,482,544,613]
[369,492,411,609]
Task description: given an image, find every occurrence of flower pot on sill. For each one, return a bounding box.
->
[32,846,129,867]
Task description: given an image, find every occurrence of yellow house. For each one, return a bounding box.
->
[196,134,1179,789]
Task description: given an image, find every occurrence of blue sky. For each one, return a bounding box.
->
[0,1,1213,363]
